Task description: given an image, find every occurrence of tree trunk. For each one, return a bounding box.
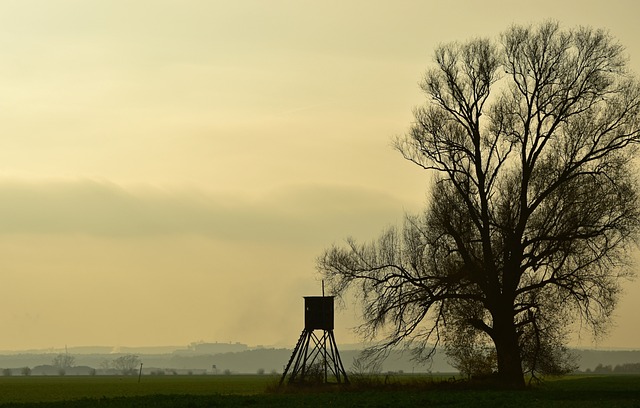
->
[493,311,525,388]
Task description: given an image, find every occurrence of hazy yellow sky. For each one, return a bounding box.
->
[0,0,639,351]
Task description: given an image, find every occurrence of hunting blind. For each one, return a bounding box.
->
[280,294,349,385]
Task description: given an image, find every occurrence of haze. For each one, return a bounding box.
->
[0,0,638,351]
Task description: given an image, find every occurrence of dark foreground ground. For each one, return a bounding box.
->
[0,374,638,407]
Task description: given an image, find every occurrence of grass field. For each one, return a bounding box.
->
[0,374,637,407]
[0,375,275,405]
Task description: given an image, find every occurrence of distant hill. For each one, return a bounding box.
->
[0,345,638,375]
[574,349,640,371]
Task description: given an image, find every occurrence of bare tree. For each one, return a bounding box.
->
[52,353,75,376]
[112,354,141,375]
[318,21,640,387]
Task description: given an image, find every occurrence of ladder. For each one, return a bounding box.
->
[279,330,307,385]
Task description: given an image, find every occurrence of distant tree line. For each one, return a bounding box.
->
[587,363,640,374]
[0,353,142,376]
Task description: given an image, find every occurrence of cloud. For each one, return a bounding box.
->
[0,179,412,245]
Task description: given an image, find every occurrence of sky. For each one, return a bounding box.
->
[0,0,639,351]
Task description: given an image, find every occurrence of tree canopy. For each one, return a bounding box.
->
[318,21,640,387]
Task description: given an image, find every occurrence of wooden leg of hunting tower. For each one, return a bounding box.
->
[280,328,349,385]
[280,329,311,385]
[327,330,349,384]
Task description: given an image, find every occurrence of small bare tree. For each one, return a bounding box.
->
[52,353,75,376]
[112,354,141,375]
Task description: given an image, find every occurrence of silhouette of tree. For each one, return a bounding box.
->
[52,353,75,376]
[112,354,141,375]
[318,21,640,387]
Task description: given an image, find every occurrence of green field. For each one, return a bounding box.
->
[0,374,638,407]
[0,375,275,405]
